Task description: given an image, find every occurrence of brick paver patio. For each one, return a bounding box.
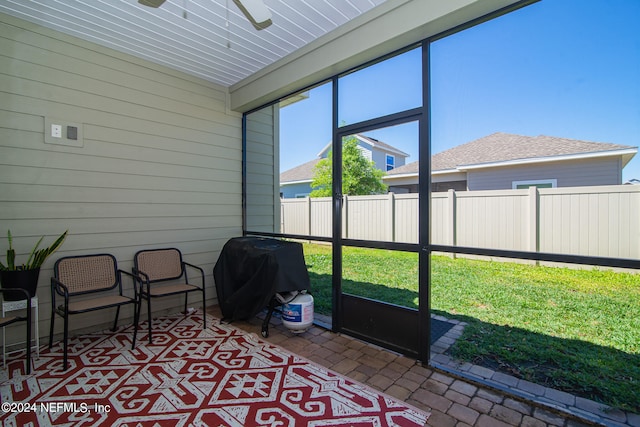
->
[208,306,639,427]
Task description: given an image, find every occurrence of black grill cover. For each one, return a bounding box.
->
[213,237,311,322]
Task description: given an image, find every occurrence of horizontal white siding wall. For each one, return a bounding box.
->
[0,14,242,344]
[281,185,640,262]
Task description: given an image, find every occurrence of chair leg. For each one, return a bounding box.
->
[63,312,69,371]
[48,309,55,349]
[202,288,206,329]
[25,302,31,375]
[112,306,121,332]
[183,294,188,316]
[132,300,140,349]
[147,296,153,344]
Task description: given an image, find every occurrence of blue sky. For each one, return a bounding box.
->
[279,0,640,181]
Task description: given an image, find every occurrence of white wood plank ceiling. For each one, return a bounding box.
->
[0,0,389,87]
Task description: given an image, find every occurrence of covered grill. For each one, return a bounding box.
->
[213,236,311,336]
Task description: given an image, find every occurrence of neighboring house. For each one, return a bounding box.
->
[383,132,638,193]
[280,134,409,198]
[625,178,640,185]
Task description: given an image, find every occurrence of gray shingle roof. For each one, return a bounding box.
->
[385,160,418,175]
[386,132,636,176]
[280,158,321,183]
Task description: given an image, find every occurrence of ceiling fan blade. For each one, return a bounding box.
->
[138,0,166,8]
[137,0,271,30]
[236,0,272,24]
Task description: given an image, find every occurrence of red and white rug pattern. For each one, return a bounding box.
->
[1,311,429,426]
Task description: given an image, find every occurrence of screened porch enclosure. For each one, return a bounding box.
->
[243,0,640,414]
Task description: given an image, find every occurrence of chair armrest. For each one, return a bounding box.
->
[50,277,70,298]
[50,277,70,311]
[132,267,150,283]
[183,261,205,287]
[119,269,140,298]
[0,287,31,303]
[132,267,151,294]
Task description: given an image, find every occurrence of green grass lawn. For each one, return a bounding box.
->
[303,243,640,413]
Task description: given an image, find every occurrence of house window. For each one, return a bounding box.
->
[512,179,557,189]
[386,154,395,171]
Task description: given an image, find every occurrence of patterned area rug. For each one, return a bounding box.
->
[1,311,429,426]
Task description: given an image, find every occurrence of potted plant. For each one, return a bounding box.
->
[0,230,68,301]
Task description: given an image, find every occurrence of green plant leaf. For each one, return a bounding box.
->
[24,236,44,269]
[3,230,68,271]
[6,230,14,270]
[25,230,67,269]
[7,248,15,270]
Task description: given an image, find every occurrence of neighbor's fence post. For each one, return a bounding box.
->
[528,186,539,265]
[448,189,457,258]
[388,192,395,242]
[280,201,285,234]
[342,195,349,239]
[306,196,311,235]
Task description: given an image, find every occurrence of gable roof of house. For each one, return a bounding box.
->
[317,134,410,158]
[281,134,408,185]
[385,132,637,177]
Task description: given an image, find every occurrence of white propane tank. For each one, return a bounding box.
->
[281,292,314,333]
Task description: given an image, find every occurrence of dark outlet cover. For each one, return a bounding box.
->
[67,126,78,140]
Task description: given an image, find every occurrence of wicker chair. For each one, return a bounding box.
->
[49,254,139,370]
[133,248,205,343]
[0,288,32,374]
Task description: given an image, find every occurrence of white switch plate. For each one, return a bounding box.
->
[51,124,62,138]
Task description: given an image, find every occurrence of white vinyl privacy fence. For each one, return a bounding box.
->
[280,185,640,260]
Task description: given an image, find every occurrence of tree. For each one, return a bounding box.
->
[310,137,387,197]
